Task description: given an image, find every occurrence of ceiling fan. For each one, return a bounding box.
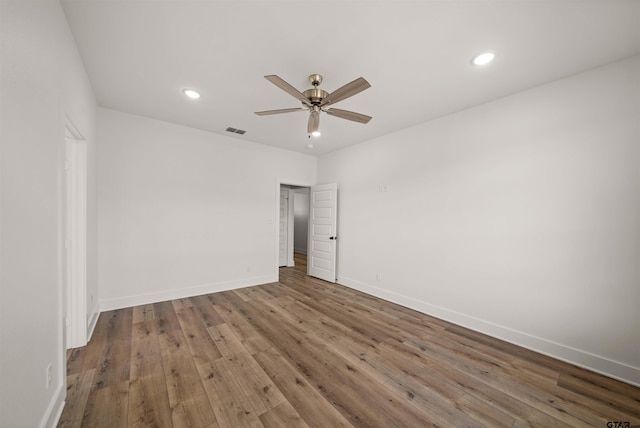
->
[255,74,372,136]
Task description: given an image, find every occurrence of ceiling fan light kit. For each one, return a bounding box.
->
[255,73,372,138]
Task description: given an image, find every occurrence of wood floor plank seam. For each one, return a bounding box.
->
[59,253,640,427]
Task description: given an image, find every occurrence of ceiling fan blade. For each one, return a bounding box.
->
[326,108,372,124]
[307,111,320,134]
[320,77,371,107]
[255,108,307,116]
[264,75,311,106]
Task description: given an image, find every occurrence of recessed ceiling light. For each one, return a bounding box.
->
[311,131,321,137]
[183,89,200,99]
[472,51,496,66]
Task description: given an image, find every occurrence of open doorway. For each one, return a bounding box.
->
[279,184,310,269]
[276,182,339,283]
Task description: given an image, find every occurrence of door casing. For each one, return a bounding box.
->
[64,119,87,349]
[275,180,314,277]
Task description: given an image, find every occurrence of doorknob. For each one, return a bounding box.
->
[329,236,336,240]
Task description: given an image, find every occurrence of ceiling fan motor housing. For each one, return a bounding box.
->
[303,74,327,105]
[303,88,328,105]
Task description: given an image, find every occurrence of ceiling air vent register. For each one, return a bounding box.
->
[226,127,246,135]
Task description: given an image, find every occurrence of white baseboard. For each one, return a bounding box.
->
[99,274,277,311]
[338,275,640,387]
[86,304,100,341]
[39,382,65,428]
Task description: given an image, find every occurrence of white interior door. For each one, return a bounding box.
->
[279,190,288,267]
[308,183,338,282]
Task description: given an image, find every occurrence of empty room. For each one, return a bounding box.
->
[1,0,639,427]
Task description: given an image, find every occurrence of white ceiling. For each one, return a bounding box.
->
[61,0,640,156]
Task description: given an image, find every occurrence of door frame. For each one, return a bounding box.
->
[278,187,293,267]
[64,118,88,349]
[274,179,314,278]
[285,188,295,266]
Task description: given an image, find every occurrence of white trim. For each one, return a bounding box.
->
[64,114,85,141]
[38,382,65,428]
[337,275,640,388]
[279,188,290,267]
[99,275,276,312]
[86,305,100,341]
[65,123,88,349]
[286,189,295,267]
[274,179,315,278]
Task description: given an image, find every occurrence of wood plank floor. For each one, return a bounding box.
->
[59,253,640,427]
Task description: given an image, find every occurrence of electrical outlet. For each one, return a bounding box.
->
[376,273,382,281]
[46,363,52,389]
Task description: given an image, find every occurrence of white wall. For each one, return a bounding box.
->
[98,108,317,310]
[0,1,98,427]
[318,56,640,386]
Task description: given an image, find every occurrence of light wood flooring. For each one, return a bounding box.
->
[59,253,640,427]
